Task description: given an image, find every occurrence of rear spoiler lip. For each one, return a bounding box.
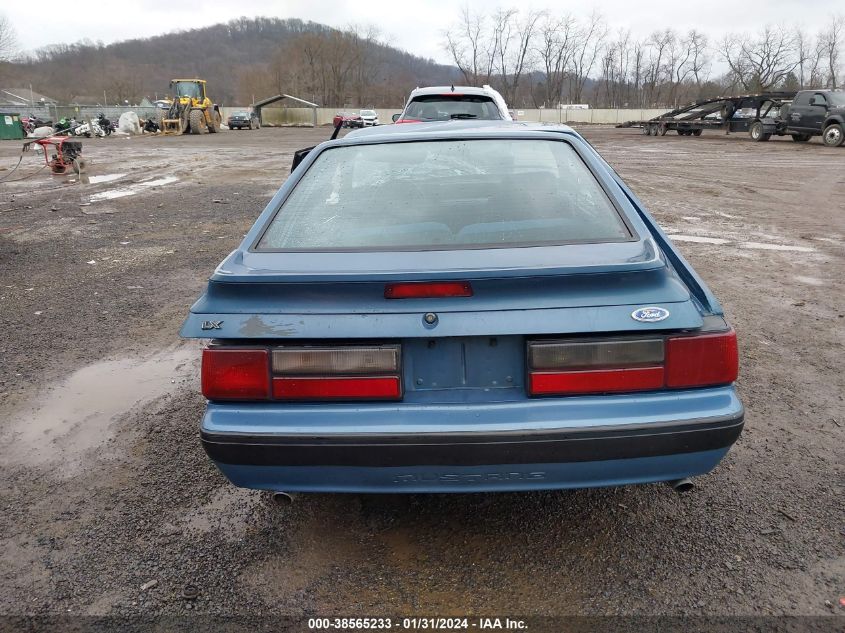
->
[210,239,666,283]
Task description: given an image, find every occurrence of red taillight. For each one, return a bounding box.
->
[272,376,401,400]
[203,344,403,402]
[528,329,738,396]
[202,349,270,400]
[385,281,473,299]
[666,330,738,388]
[530,367,665,395]
[272,345,401,401]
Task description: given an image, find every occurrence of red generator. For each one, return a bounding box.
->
[34,136,87,175]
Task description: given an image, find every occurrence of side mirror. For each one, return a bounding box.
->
[392,113,400,123]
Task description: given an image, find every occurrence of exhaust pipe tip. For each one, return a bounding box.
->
[667,478,695,493]
[271,491,296,506]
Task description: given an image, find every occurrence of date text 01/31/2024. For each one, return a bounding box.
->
[307,617,528,630]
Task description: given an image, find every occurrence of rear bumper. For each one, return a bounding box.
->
[200,387,743,493]
[209,450,732,493]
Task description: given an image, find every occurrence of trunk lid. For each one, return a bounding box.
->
[181,240,702,339]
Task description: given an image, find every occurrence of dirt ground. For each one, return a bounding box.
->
[0,126,842,625]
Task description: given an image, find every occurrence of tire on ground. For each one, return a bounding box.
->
[750,121,771,142]
[692,129,703,136]
[822,123,844,147]
[791,134,811,142]
[208,109,221,134]
[189,109,207,135]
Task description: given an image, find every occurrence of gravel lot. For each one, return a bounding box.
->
[0,126,843,625]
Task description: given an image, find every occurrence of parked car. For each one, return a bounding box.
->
[360,109,379,126]
[182,121,743,494]
[332,112,363,128]
[227,111,260,130]
[392,85,513,124]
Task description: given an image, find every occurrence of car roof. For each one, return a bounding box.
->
[343,120,577,140]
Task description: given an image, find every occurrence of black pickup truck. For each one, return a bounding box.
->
[778,90,845,146]
[628,89,845,146]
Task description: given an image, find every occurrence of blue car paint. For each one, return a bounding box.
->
[202,387,741,435]
[184,301,704,340]
[182,121,742,493]
[576,133,723,315]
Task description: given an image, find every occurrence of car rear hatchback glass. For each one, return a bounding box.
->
[405,95,502,121]
[256,139,632,252]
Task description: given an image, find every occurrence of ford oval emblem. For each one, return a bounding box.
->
[631,307,670,323]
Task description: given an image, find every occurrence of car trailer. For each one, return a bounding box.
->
[618,92,797,141]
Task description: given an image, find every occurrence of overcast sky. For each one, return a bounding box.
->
[3,0,837,64]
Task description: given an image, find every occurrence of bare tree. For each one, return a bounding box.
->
[818,14,844,88]
[643,30,673,105]
[795,27,814,88]
[569,12,607,104]
[534,13,577,107]
[809,38,828,87]
[444,6,495,85]
[721,25,799,90]
[667,30,692,107]
[631,41,645,107]
[348,24,383,105]
[491,8,541,105]
[0,14,18,61]
[688,30,710,91]
[598,30,632,107]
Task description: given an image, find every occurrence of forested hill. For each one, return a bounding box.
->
[3,17,459,107]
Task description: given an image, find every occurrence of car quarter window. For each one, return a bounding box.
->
[257,139,632,251]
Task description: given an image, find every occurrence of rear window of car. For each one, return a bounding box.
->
[256,139,631,252]
[405,95,502,121]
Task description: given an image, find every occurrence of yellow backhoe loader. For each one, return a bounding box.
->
[160,79,222,135]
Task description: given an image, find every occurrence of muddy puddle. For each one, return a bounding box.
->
[3,345,198,472]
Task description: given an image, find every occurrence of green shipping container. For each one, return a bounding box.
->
[0,113,25,140]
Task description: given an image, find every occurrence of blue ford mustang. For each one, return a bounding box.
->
[181,121,743,493]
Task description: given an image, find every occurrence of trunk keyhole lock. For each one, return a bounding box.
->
[423,312,438,327]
